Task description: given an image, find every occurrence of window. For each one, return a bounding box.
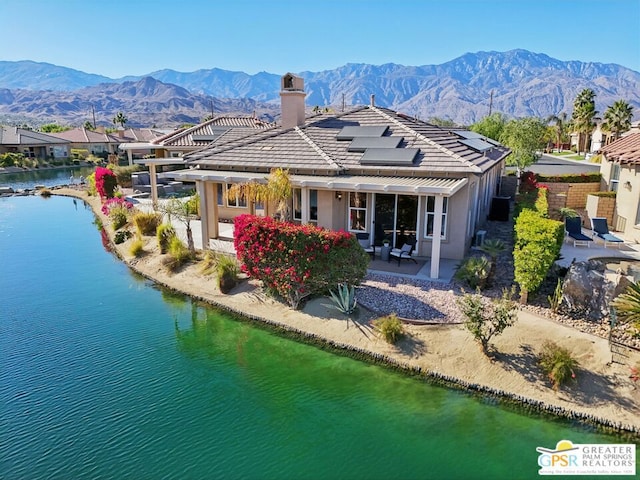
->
[610,163,620,192]
[223,184,246,208]
[424,196,448,239]
[293,188,302,221]
[349,192,367,231]
[217,184,224,206]
[309,189,318,222]
[292,188,318,222]
[170,151,182,158]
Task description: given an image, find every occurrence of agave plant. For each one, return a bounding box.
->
[611,281,640,333]
[328,283,357,315]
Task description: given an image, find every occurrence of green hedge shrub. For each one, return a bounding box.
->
[589,191,616,198]
[536,172,601,183]
[513,209,564,301]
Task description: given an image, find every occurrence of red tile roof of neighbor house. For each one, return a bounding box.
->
[599,133,640,164]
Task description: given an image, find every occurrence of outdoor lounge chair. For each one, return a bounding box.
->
[356,232,375,259]
[389,239,417,266]
[565,216,592,247]
[590,217,624,248]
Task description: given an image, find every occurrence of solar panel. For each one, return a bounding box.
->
[460,138,493,152]
[348,136,402,152]
[360,148,419,165]
[455,130,500,146]
[336,125,389,140]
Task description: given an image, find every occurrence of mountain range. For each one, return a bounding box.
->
[0,49,638,127]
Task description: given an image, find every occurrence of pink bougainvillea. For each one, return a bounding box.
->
[101,197,133,215]
[95,166,118,199]
[233,214,368,309]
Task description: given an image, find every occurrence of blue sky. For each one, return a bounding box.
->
[2,0,639,77]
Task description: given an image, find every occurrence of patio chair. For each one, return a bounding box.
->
[355,232,375,259]
[590,217,624,248]
[564,216,592,247]
[389,239,417,266]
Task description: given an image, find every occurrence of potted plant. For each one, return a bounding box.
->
[383,237,390,247]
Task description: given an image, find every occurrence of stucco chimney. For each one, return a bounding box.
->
[370,94,375,107]
[280,73,306,129]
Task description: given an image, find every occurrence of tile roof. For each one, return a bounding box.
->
[184,106,510,176]
[48,127,167,144]
[599,133,640,164]
[0,126,69,145]
[153,115,275,148]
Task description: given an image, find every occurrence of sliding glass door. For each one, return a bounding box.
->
[373,194,418,247]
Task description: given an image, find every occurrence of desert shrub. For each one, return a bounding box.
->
[328,283,357,315]
[39,189,52,198]
[129,238,145,257]
[108,205,130,230]
[216,254,240,293]
[199,249,219,275]
[164,236,192,272]
[85,172,97,196]
[233,214,368,309]
[114,230,132,244]
[454,256,491,290]
[538,341,578,390]
[611,281,640,335]
[133,211,161,236]
[373,313,404,344]
[456,287,517,355]
[156,223,176,254]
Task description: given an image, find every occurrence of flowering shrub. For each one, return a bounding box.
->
[95,166,118,199]
[101,197,133,216]
[233,214,369,309]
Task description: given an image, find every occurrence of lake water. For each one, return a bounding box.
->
[0,166,95,190]
[0,195,634,480]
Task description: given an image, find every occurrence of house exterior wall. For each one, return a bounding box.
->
[610,165,640,240]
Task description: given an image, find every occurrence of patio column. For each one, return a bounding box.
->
[301,187,309,224]
[430,195,444,279]
[197,180,209,249]
[149,163,158,209]
[127,149,133,166]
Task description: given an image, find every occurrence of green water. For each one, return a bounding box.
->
[0,196,636,480]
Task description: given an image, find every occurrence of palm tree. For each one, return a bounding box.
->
[602,100,634,141]
[226,168,293,220]
[571,89,597,156]
[547,112,568,151]
[112,111,128,128]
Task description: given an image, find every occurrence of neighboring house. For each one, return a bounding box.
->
[119,115,275,165]
[172,73,511,279]
[0,126,70,158]
[598,132,640,241]
[51,127,167,159]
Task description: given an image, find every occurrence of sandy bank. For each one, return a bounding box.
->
[54,188,640,437]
